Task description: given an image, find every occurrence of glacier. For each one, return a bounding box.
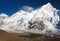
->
[0,3,60,38]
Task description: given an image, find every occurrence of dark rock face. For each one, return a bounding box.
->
[0,30,60,41]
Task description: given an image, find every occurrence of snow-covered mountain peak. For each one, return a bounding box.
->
[0,13,8,17]
[0,13,8,20]
[0,3,60,38]
[40,2,56,14]
[41,2,55,10]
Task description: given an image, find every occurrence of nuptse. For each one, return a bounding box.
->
[0,3,60,38]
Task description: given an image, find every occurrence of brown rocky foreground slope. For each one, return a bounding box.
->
[0,30,60,41]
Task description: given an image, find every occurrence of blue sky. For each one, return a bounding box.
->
[0,0,60,16]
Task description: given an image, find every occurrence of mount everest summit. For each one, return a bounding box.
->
[0,3,60,38]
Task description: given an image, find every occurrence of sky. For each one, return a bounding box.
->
[0,0,60,16]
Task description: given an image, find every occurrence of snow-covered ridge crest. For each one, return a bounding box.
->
[0,3,60,38]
